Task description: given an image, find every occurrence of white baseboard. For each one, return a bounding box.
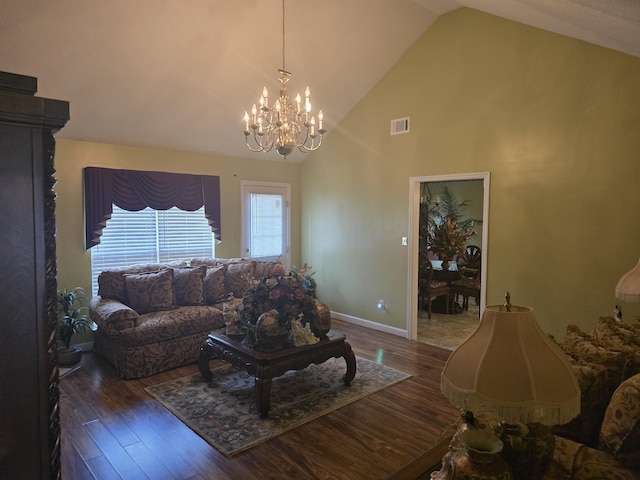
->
[331,311,408,338]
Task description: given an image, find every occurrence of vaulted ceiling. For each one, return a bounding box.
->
[2,0,639,162]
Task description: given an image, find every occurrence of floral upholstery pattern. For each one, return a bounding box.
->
[560,324,639,395]
[97,270,129,303]
[253,260,286,279]
[591,316,640,348]
[599,373,640,468]
[110,306,222,346]
[429,280,449,289]
[548,436,639,480]
[225,261,254,297]
[92,258,284,379]
[93,329,220,380]
[547,317,640,479]
[89,298,139,335]
[450,277,480,290]
[553,360,610,447]
[173,265,207,306]
[97,261,188,303]
[124,269,175,314]
[203,264,227,304]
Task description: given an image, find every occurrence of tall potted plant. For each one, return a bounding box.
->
[420,186,478,267]
[57,287,97,366]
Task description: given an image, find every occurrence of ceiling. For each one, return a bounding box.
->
[2,0,639,162]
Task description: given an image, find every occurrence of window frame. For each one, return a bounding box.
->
[240,181,290,270]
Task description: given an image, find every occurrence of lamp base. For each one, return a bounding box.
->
[432,427,512,480]
[500,423,553,480]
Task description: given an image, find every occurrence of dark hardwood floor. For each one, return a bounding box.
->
[60,319,459,480]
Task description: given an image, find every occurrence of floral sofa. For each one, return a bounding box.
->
[436,316,639,479]
[545,316,640,479]
[90,257,285,379]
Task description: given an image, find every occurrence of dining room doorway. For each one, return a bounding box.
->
[407,172,490,342]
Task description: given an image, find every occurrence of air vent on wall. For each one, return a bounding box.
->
[390,117,410,135]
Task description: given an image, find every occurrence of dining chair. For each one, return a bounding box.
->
[458,245,481,279]
[449,245,481,315]
[418,254,450,319]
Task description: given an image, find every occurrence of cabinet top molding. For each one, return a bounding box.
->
[0,71,69,130]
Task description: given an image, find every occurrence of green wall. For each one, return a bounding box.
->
[55,8,640,342]
[55,139,302,299]
[301,8,640,338]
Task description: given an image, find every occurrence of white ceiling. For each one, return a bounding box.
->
[2,0,639,162]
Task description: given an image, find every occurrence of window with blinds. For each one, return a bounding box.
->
[90,205,215,296]
[249,193,283,258]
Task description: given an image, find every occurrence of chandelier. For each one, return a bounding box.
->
[242,0,326,159]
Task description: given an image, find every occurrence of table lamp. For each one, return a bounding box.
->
[615,256,640,303]
[441,293,581,479]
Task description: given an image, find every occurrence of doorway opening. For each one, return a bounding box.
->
[407,173,490,345]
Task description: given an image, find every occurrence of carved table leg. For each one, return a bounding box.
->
[255,366,273,419]
[199,337,216,382]
[342,341,357,386]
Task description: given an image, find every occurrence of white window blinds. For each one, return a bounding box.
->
[90,206,215,296]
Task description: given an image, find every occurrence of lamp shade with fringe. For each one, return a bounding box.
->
[615,257,640,303]
[441,304,580,426]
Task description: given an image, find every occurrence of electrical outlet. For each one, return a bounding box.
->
[401,236,407,246]
[377,299,385,310]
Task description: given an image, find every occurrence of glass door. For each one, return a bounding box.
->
[241,181,290,269]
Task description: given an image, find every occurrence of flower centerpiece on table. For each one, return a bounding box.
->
[224,267,328,350]
[429,218,476,268]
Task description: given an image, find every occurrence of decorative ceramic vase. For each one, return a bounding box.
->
[254,309,288,351]
[441,258,450,271]
[433,429,512,480]
[312,302,332,338]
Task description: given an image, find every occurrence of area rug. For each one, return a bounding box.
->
[145,356,410,456]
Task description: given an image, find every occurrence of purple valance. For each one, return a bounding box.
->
[84,167,221,249]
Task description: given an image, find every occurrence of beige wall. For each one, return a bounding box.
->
[54,139,302,297]
[301,8,640,338]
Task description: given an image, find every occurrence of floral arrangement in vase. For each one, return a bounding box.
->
[223,266,330,350]
[430,218,476,266]
[420,186,478,268]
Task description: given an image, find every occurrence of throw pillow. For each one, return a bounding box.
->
[561,324,635,395]
[253,261,286,279]
[571,441,639,480]
[225,261,255,298]
[172,265,207,306]
[591,316,640,348]
[189,258,220,268]
[203,265,227,304]
[552,360,610,447]
[124,269,175,314]
[598,373,640,468]
[97,271,127,303]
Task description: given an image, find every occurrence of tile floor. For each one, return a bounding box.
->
[416,299,480,350]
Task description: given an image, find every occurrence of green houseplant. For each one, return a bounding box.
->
[57,287,97,366]
[420,186,479,267]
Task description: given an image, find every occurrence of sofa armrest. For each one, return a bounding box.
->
[90,296,139,335]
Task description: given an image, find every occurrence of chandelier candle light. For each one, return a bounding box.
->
[242,0,326,159]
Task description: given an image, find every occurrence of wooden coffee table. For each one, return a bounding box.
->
[198,329,357,418]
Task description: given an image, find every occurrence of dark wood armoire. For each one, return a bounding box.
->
[0,72,69,479]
